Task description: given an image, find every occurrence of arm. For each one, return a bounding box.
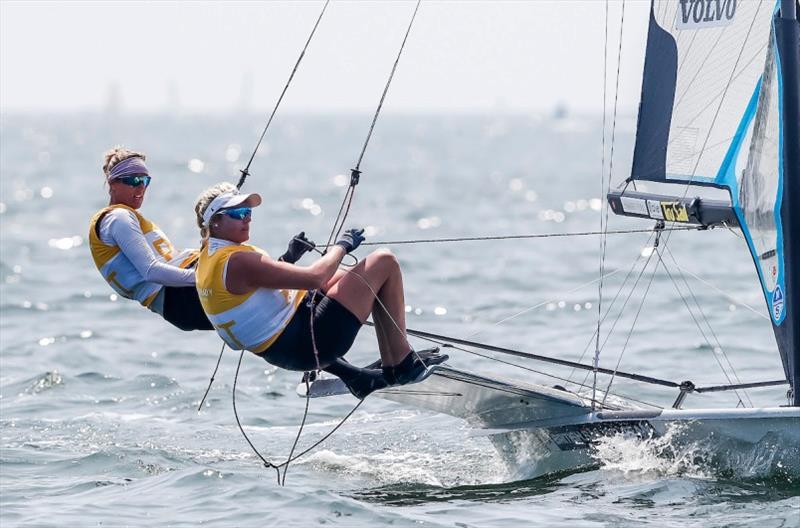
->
[225,246,346,295]
[102,209,196,287]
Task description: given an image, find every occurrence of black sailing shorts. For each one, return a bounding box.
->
[261,291,362,371]
[162,286,214,331]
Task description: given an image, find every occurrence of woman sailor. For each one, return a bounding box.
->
[193,182,444,398]
[88,147,213,331]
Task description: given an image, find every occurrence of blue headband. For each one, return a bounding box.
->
[108,157,149,182]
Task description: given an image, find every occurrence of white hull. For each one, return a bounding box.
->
[376,366,800,479]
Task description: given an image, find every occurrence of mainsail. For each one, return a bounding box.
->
[614,0,800,404]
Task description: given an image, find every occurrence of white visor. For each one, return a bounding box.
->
[202,190,262,226]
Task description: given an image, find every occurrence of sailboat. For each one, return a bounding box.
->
[303,0,800,479]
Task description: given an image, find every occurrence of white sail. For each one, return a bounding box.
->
[631,0,775,185]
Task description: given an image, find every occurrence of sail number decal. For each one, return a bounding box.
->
[661,201,690,222]
[676,0,737,30]
[547,420,656,451]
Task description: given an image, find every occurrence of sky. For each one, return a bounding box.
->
[0,1,651,115]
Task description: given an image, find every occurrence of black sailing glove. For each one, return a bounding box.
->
[279,232,315,264]
[335,228,365,254]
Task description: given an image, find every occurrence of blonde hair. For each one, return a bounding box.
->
[194,181,237,239]
[103,146,145,179]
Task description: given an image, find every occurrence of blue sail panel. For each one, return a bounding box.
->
[728,7,799,402]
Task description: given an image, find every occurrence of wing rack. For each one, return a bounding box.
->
[607,189,739,228]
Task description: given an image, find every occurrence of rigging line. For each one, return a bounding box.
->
[232,349,282,484]
[663,251,769,321]
[231,339,365,480]
[274,399,365,468]
[283,3,423,466]
[444,340,662,409]
[578,238,660,397]
[324,0,422,249]
[568,231,657,384]
[595,0,626,409]
[723,220,745,240]
[461,268,624,343]
[661,245,754,405]
[595,0,609,411]
[600,241,665,406]
[236,0,331,190]
[280,378,311,486]
[197,341,226,412]
[655,248,748,406]
[353,0,422,172]
[314,226,700,248]
[577,233,660,391]
[362,317,657,406]
[402,327,680,388]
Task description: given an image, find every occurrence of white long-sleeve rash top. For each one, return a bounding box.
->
[99,208,195,287]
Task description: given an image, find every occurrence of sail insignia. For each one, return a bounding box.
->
[676,0,739,31]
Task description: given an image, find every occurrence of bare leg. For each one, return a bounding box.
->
[325,267,396,359]
[371,305,397,361]
[325,250,410,366]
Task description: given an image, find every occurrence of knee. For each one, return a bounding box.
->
[371,249,400,272]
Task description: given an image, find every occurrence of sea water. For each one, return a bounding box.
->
[1,112,797,527]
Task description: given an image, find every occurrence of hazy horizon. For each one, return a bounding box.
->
[1,1,649,115]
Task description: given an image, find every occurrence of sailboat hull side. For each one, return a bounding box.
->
[484,407,800,480]
[377,366,593,428]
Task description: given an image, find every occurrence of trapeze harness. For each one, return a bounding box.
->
[195,237,306,353]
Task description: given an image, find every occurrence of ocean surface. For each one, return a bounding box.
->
[1,112,797,527]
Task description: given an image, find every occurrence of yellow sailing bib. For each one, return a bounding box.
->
[196,238,305,353]
[88,204,176,306]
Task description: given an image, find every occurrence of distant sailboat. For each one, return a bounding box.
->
[305,0,800,479]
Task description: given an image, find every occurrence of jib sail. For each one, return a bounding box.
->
[627,0,800,404]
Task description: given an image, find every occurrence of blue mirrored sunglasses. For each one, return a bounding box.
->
[219,207,252,220]
[117,175,151,188]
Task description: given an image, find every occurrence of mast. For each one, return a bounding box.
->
[776,0,800,405]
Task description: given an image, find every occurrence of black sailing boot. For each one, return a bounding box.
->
[382,347,448,386]
[323,358,389,399]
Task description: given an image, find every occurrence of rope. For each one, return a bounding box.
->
[324,0,422,249]
[231,344,365,485]
[601,235,664,405]
[197,341,226,412]
[594,0,610,412]
[352,0,422,173]
[232,349,282,484]
[658,246,751,406]
[313,226,701,249]
[281,377,311,486]
[567,230,658,386]
[664,253,769,321]
[236,0,330,190]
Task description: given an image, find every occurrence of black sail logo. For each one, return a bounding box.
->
[676,0,737,30]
